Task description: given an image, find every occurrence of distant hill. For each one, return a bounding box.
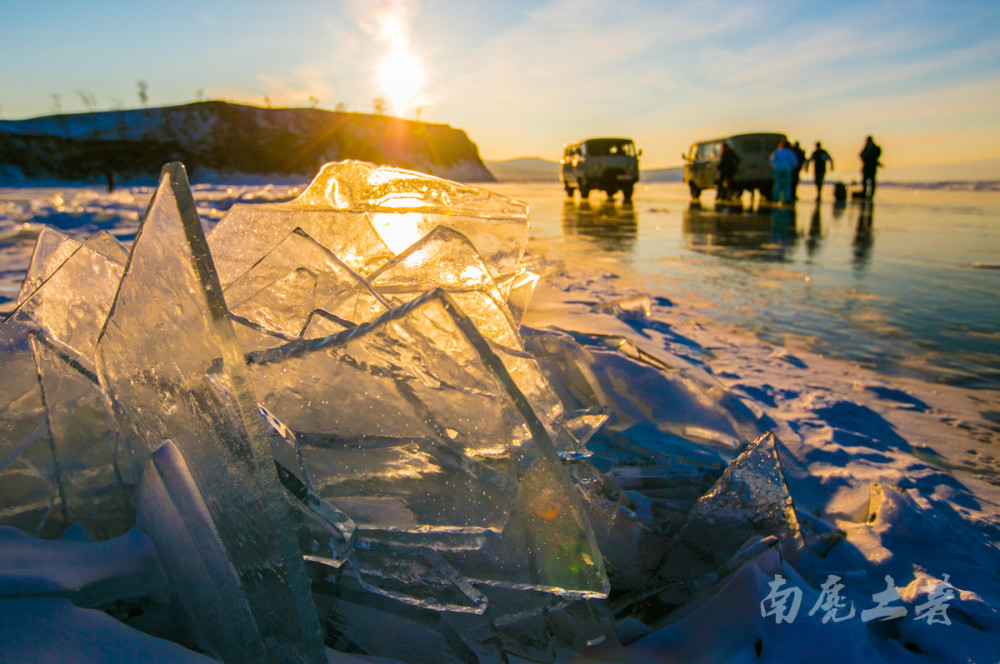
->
[0,102,494,185]
[486,156,682,183]
[485,157,559,182]
[879,158,1000,183]
[642,166,684,182]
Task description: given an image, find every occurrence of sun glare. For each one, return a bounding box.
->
[377,46,424,117]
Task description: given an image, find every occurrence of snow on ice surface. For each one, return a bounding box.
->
[0,165,999,663]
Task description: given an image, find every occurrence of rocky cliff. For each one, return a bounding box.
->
[0,102,495,184]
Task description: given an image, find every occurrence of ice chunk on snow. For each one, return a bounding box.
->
[30,335,133,539]
[249,289,606,596]
[666,431,806,576]
[136,440,312,664]
[96,163,325,663]
[294,161,528,277]
[208,161,528,287]
[607,432,803,643]
[0,232,129,537]
[246,291,527,536]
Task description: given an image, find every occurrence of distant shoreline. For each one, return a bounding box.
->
[2,175,999,193]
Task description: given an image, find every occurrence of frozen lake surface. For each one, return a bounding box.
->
[492,182,1000,391]
[3,181,998,392]
[1,174,999,663]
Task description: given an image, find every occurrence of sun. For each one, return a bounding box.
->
[377,46,424,117]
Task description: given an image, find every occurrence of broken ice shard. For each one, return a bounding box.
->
[349,539,487,613]
[366,225,580,454]
[94,163,325,663]
[247,291,526,536]
[605,432,803,644]
[223,227,388,339]
[16,228,79,305]
[136,440,273,663]
[312,575,483,664]
[496,268,540,326]
[16,228,128,307]
[248,289,607,596]
[209,198,394,286]
[658,431,806,579]
[208,160,529,289]
[294,160,529,277]
[0,231,129,537]
[30,334,133,540]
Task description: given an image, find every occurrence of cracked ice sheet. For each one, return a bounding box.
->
[0,232,129,538]
[366,225,581,454]
[208,160,528,288]
[16,228,128,307]
[248,289,607,596]
[94,163,325,664]
[223,227,388,339]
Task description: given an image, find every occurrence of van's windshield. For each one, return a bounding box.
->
[584,139,635,157]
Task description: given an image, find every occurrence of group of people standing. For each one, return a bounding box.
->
[768,136,881,204]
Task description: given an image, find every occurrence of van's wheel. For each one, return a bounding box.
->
[622,184,634,202]
[689,183,701,199]
[579,180,591,199]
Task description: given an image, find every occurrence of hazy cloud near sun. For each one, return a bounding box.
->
[344,0,421,42]
[1,0,996,171]
[424,0,999,165]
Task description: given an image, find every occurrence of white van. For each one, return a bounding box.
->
[683,132,786,201]
[561,137,640,201]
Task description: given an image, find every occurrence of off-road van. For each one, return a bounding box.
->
[561,137,640,201]
[683,132,786,201]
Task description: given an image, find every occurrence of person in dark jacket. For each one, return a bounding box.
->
[791,141,807,200]
[860,136,882,199]
[717,142,740,201]
[807,142,834,200]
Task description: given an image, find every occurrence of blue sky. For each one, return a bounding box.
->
[2,0,998,175]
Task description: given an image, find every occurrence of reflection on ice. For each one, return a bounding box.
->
[0,160,809,662]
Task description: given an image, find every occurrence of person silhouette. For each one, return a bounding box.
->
[807,142,834,200]
[717,142,740,201]
[860,136,882,200]
[791,141,806,200]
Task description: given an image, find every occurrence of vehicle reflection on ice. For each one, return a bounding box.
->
[561,198,637,252]
[682,202,798,261]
